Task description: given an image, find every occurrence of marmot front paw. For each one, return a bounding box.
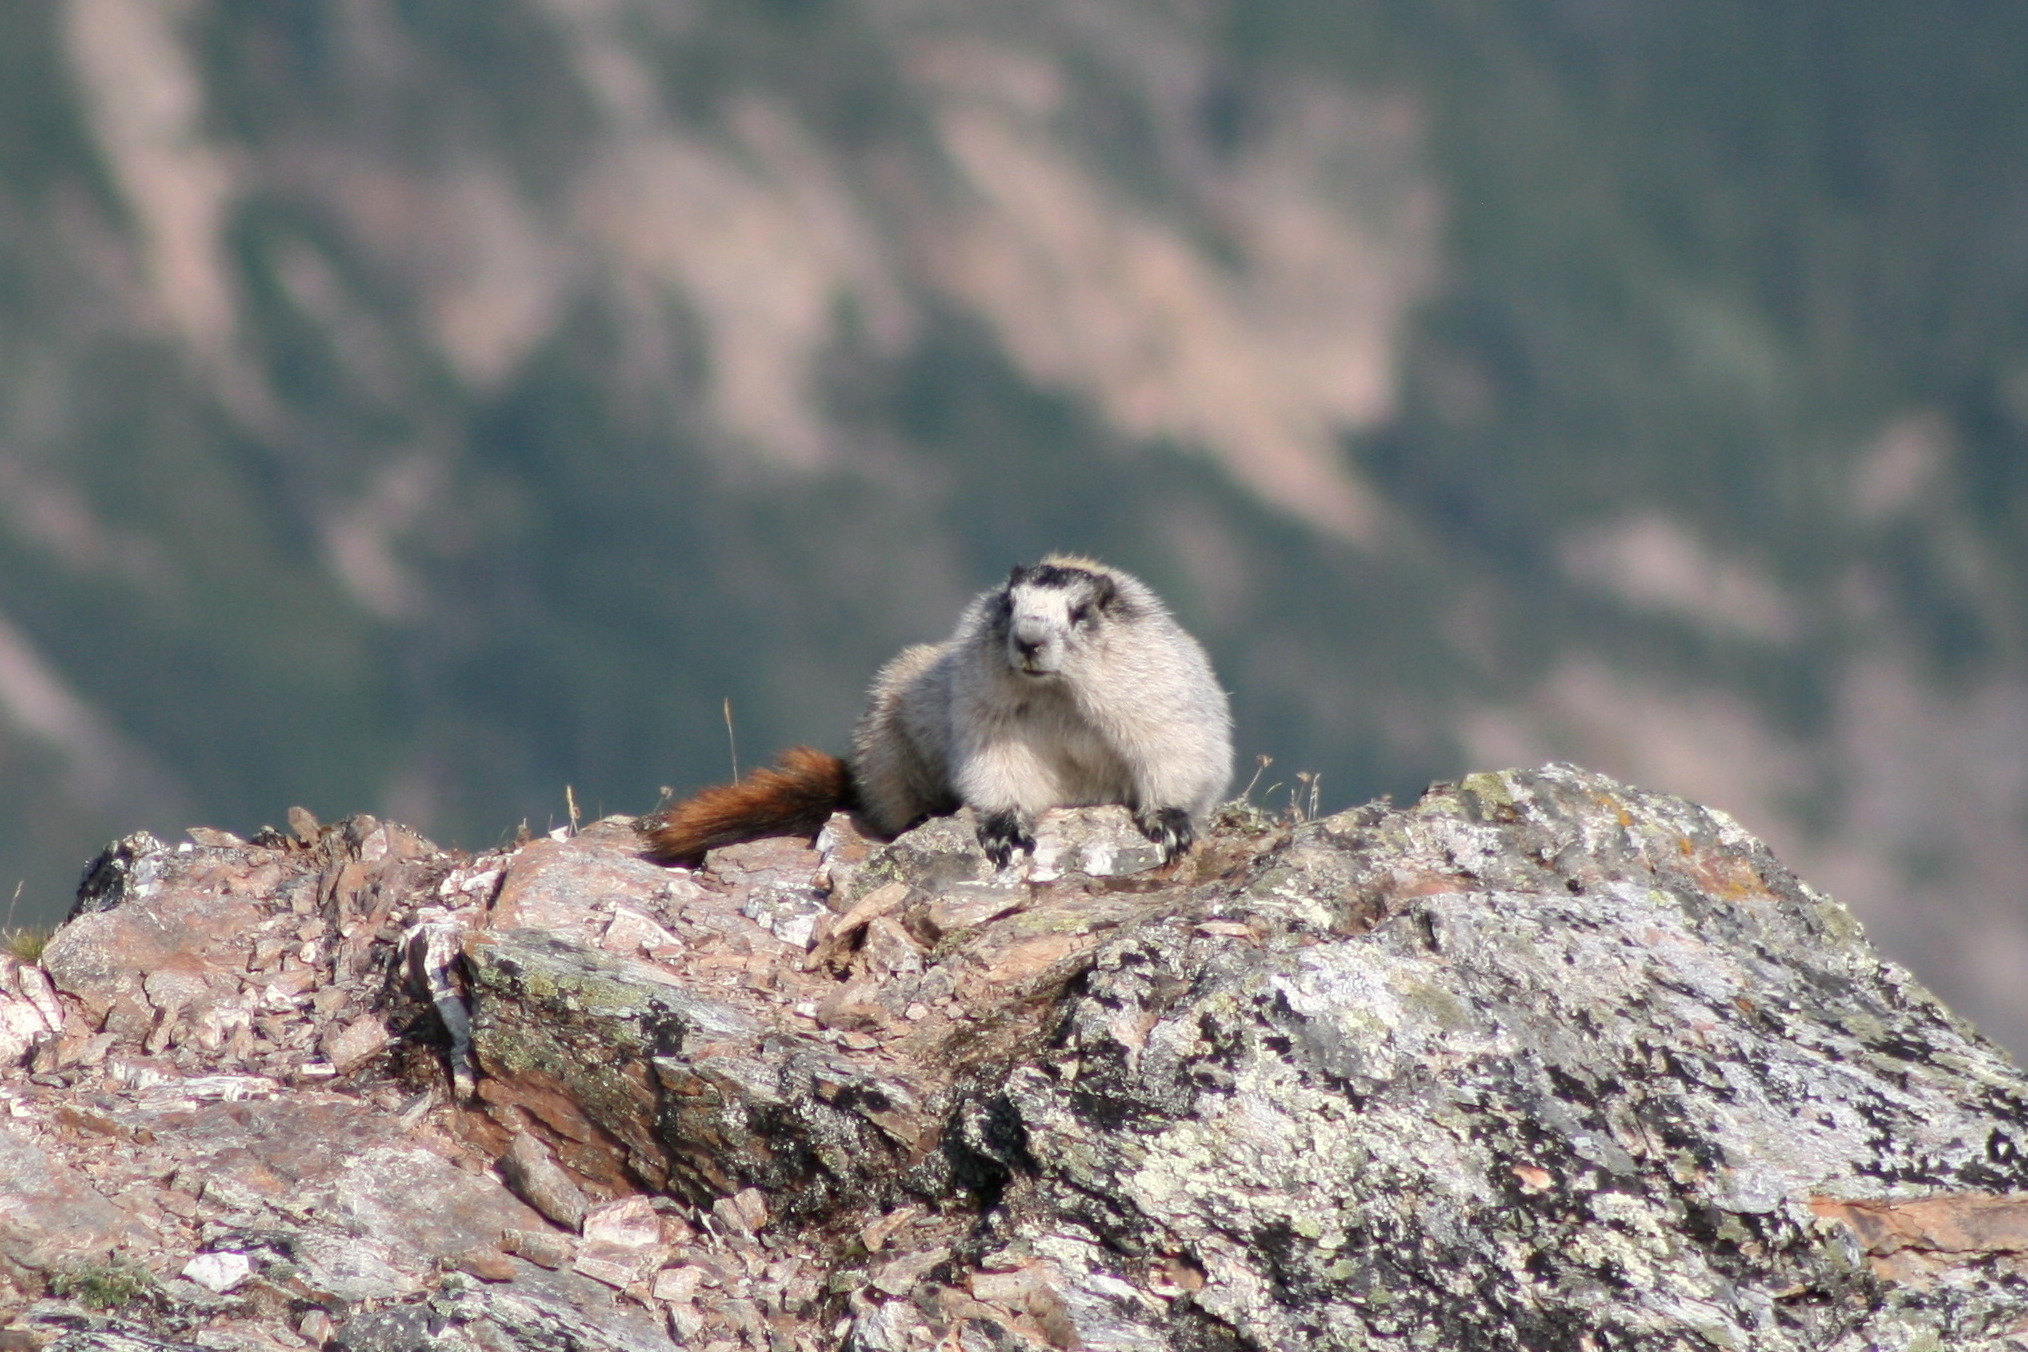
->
[1136,806,1195,863]
[978,809,1036,869]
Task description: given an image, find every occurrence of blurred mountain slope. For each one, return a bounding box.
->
[3,0,2028,1048]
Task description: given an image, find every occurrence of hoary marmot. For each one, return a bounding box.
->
[644,555,1233,868]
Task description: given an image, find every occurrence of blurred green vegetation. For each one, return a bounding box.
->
[2,0,2025,932]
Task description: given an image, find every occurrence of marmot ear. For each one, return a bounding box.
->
[1091,574,1119,612]
[1006,564,1031,589]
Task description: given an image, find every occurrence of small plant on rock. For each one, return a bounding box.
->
[51,1257,157,1310]
[1,883,46,961]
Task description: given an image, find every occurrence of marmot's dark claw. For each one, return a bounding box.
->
[979,809,1036,869]
[1137,806,1195,863]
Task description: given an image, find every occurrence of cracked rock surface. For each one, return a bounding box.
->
[5,766,2028,1351]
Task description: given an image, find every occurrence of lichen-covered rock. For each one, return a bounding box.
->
[11,768,2028,1351]
[957,766,2028,1350]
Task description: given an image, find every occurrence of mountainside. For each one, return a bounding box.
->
[3,1,2028,1050]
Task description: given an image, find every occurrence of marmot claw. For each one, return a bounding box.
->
[979,809,1036,869]
[1137,806,1195,862]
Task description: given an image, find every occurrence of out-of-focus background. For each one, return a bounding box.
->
[3,0,2026,1048]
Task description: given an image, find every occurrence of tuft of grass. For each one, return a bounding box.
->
[1290,771,1321,824]
[1208,797,1279,836]
[1,882,47,961]
[51,1257,157,1309]
[1215,753,1325,830]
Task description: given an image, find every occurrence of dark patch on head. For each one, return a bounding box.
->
[1019,561,1102,592]
[1008,561,1128,620]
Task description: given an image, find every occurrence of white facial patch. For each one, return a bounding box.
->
[1006,581,1090,676]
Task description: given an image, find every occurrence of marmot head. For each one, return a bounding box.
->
[993,561,1126,678]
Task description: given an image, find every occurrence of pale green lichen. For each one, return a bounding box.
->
[973,765,2028,1349]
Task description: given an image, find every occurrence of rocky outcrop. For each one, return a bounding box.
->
[6,765,2028,1351]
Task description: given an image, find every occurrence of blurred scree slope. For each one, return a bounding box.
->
[3,0,2028,1050]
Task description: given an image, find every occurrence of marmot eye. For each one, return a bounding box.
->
[1069,604,1092,625]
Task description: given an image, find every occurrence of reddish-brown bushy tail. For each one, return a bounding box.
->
[643,746,855,865]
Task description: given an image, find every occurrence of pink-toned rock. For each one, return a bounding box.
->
[0,959,63,1068]
[3,817,701,1352]
[492,826,682,937]
[0,1117,159,1285]
[43,862,267,1025]
[601,907,681,955]
[149,1096,549,1259]
[572,1242,659,1290]
[649,1264,703,1302]
[321,1015,390,1073]
[497,1130,590,1231]
[582,1197,661,1249]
